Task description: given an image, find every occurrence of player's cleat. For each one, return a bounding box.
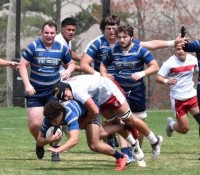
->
[36,144,44,159]
[166,117,174,137]
[51,153,61,161]
[126,147,135,164]
[151,135,163,160]
[132,140,144,162]
[136,159,146,167]
[115,155,128,171]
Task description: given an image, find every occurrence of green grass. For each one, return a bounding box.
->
[0,107,200,175]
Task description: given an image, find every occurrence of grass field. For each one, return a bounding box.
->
[0,107,200,175]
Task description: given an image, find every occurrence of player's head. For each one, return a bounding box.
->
[41,20,57,47]
[53,82,72,101]
[61,17,77,42]
[116,24,134,49]
[175,43,187,62]
[44,101,65,125]
[100,14,120,32]
[42,20,57,32]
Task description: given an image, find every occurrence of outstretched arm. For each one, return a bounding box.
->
[140,34,187,50]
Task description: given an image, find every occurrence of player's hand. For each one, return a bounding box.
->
[168,78,178,85]
[107,73,115,80]
[8,61,20,69]
[25,84,36,96]
[47,147,60,153]
[60,69,71,80]
[131,71,145,81]
[175,34,189,47]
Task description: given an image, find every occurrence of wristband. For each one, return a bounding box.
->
[163,79,169,84]
[167,40,175,47]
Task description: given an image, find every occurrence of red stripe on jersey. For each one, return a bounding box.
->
[170,64,196,73]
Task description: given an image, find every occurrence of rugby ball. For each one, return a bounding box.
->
[46,126,63,146]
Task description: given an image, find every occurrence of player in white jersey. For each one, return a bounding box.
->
[157,44,200,137]
[55,17,81,72]
[59,74,163,166]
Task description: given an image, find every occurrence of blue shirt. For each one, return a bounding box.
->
[22,38,72,89]
[102,42,154,88]
[85,34,116,74]
[184,40,200,79]
[40,100,87,134]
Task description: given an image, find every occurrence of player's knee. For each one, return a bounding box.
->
[117,109,132,120]
[180,126,189,134]
[88,143,98,151]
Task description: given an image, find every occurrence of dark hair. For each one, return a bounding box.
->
[44,101,65,121]
[53,82,71,100]
[61,17,76,27]
[116,24,134,37]
[100,14,120,32]
[41,20,57,31]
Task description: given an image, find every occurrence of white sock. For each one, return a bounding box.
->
[125,134,136,146]
[169,120,176,131]
[146,131,158,145]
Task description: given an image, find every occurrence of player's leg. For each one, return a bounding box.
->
[85,123,128,171]
[115,100,163,161]
[28,107,44,139]
[27,106,44,159]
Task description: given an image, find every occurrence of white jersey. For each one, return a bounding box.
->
[55,33,72,73]
[65,74,125,105]
[158,53,198,100]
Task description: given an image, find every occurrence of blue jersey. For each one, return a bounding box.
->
[102,42,154,88]
[102,41,153,112]
[84,35,116,74]
[22,38,72,90]
[184,40,200,79]
[40,100,87,134]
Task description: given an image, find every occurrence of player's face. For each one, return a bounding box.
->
[51,112,63,126]
[61,25,76,42]
[104,25,118,42]
[175,44,186,62]
[41,25,57,47]
[118,32,133,50]
[63,88,73,101]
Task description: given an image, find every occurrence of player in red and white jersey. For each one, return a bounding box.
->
[157,43,200,137]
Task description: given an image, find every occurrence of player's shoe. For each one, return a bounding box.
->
[51,153,61,161]
[126,147,135,164]
[151,135,163,160]
[166,117,174,137]
[115,155,128,171]
[136,159,146,167]
[36,144,44,159]
[132,140,144,161]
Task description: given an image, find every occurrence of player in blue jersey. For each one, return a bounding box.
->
[182,40,200,128]
[37,98,130,170]
[19,20,75,161]
[100,24,163,162]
